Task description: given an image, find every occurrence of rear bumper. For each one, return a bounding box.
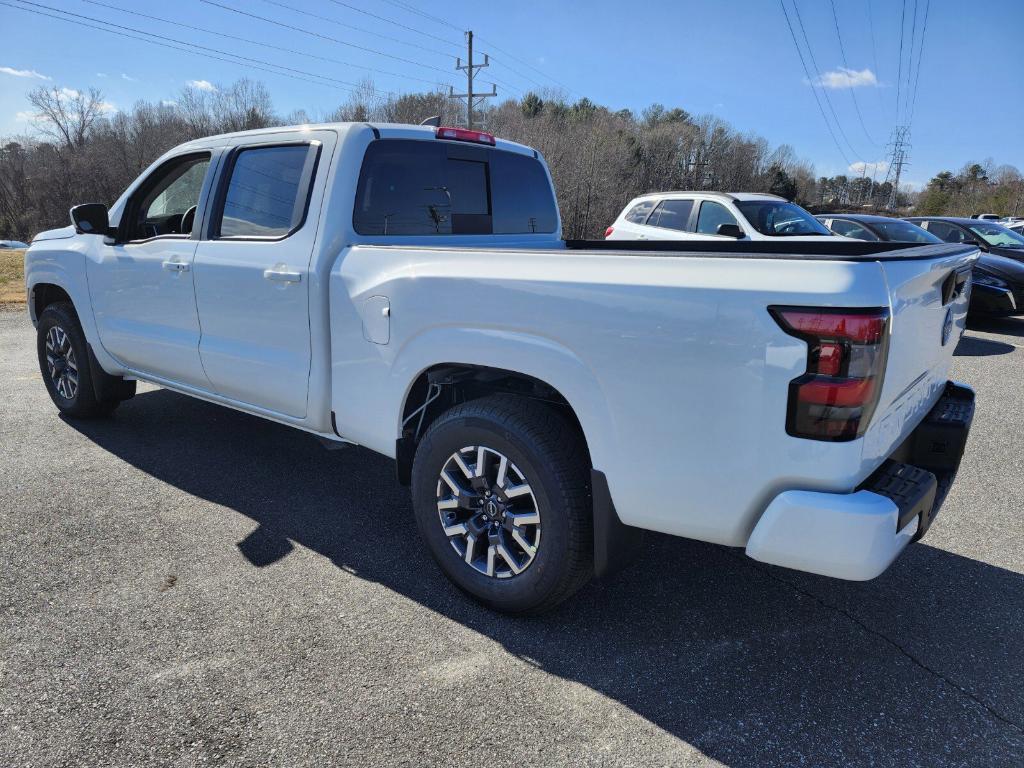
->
[745,381,975,580]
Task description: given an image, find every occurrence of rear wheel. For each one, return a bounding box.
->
[36,302,126,418]
[411,395,593,614]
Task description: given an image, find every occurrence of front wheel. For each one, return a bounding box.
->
[36,302,123,418]
[411,395,593,614]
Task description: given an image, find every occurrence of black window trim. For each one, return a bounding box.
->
[210,140,322,243]
[117,151,215,246]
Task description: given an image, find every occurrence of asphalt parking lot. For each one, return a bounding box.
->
[2,307,1023,768]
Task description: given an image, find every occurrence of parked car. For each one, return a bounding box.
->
[605,192,839,241]
[25,123,977,613]
[0,239,29,249]
[971,213,1001,220]
[906,216,1024,260]
[821,214,1024,318]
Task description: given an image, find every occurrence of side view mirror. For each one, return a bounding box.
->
[717,223,744,239]
[70,203,109,236]
[963,238,988,251]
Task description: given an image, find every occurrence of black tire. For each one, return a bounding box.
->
[36,301,122,418]
[411,395,593,614]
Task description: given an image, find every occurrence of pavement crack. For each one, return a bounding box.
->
[731,552,1024,736]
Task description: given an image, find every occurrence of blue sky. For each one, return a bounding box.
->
[1,0,1021,188]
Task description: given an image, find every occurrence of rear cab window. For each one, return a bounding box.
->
[353,139,558,236]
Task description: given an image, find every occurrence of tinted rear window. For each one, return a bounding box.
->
[624,200,656,224]
[353,139,557,236]
[219,145,314,238]
[648,199,693,231]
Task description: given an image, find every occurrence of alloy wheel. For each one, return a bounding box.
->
[45,325,79,400]
[435,445,541,578]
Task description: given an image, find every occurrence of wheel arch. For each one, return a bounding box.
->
[390,327,618,487]
[27,255,122,376]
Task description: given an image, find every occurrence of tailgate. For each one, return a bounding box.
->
[862,244,979,462]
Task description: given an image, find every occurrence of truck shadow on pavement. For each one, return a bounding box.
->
[67,389,1024,766]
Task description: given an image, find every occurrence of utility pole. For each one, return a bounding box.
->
[883,125,911,212]
[448,31,496,129]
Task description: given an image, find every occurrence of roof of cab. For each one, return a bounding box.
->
[170,122,538,158]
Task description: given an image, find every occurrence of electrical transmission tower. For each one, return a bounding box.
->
[448,31,497,130]
[883,126,911,211]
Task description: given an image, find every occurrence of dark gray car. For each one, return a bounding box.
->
[819,214,1024,318]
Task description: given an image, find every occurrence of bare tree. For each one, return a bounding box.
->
[27,86,106,151]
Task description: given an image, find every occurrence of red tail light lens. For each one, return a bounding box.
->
[771,306,890,441]
[435,126,496,145]
[604,226,615,238]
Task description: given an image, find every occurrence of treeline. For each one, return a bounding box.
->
[1,78,1020,241]
[915,163,1024,218]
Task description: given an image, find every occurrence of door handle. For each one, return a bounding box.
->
[263,268,302,283]
[162,260,190,272]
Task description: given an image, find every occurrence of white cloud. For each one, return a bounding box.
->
[59,87,80,99]
[161,99,177,107]
[121,73,137,82]
[186,79,217,92]
[15,110,36,122]
[96,72,108,78]
[811,67,878,89]
[848,160,889,176]
[99,101,117,115]
[0,66,51,80]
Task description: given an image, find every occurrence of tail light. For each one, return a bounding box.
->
[770,306,890,441]
[604,226,615,238]
[435,126,496,145]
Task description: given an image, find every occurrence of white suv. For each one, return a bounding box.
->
[605,192,840,242]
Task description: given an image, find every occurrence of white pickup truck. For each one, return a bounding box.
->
[25,123,977,614]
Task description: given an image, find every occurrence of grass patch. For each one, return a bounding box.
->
[0,249,26,304]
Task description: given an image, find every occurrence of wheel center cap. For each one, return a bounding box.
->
[485,499,499,518]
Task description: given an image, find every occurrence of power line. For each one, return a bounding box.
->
[200,0,457,79]
[378,0,463,33]
[790,0,864,162]
[255,0,457,59]
[14,0,400,94]
[2,0,361,94]
[895,0,906,123]
[324,0,462,49]
[865,0,886,114]
[903,0,919,120]
[828,0,881,147]
[80,0,453,89]
[777,0,851,167]
[906,0,931,129]
[379,0,577,97]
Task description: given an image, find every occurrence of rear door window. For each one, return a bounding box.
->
[924,221,969,243]
[830,219,879,241]
[648,199,694,231]
[354,139,558,236]
[216,144,319,239]
[695,200,739,235]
